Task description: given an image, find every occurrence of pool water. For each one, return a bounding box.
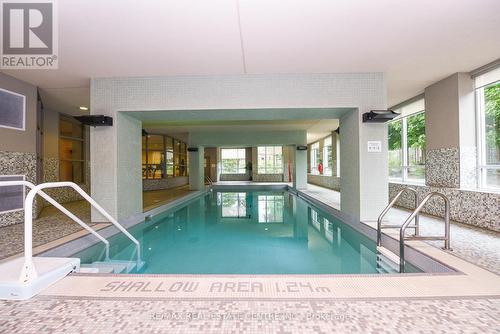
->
[75,190,421,274]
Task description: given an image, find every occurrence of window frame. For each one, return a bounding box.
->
[59,115,85,184]
[388,108,426,184]
[257,146,283,174]
[220,148,247,174]
[475,79,500,191]
[310,142,320,175]
[322,137,332,176]
[0,88,26,131]
[142,134,188,179]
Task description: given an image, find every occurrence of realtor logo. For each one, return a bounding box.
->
[1,0,58,69]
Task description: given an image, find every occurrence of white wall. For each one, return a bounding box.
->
[90,73,387,221]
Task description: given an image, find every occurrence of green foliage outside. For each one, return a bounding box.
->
[388,112,426,179]
[484,82,500,163]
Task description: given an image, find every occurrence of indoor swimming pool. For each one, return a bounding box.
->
[74,190,421,274]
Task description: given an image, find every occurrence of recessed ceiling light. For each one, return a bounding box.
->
[79,106,89,111]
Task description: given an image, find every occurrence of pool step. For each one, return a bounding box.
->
[376,246,400,273]
[80,260,145,274]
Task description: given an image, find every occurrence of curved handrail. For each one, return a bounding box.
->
[377,187,419,246]
[19,182,141,283]
[0,180,110,261]
[399,191,450,272]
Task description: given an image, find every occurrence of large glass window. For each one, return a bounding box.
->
[323,136,332,176]
[310,142,320,175]
[142,134,188,179]
[258,195,284,223]
[388,99,426,183]
[59,117,84,183]
[476,67,500,190]
[221,148,246,174]
[257,146,283,174]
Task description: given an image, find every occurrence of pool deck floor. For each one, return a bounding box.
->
[0,183,499,333]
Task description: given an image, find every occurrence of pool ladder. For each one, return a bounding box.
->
[205,175,214,185]
[0,181,143,282]
[377,187,451,273]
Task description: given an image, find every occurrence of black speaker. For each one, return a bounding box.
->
[74,115,113,126]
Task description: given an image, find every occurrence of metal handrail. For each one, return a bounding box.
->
[399,191,451,272]
[205,175,214,185]
[0,181,110,261]
[19,182,141,283]
[377,187,419,247]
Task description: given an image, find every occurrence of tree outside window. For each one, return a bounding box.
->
[221,148,246,174]
[388,100,426,183]
[477,77,500,189]
[257,146,283,174]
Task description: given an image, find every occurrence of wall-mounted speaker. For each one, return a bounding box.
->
[74,115,113,126]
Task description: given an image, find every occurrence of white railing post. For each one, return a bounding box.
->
[0,180,136,282]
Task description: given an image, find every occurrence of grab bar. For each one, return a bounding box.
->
[377,187,419,247]
[20,182,141,283]
[0,181,110,261]
[399,191,451,272]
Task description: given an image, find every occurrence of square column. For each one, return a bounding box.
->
[340,110,388,222]
[293,147,307,189]
[188,147,204,190]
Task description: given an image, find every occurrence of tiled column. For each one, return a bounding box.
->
[293,147,307,190]
[340,110,388,222]
[424,73,476,188]
[188,147,204,190]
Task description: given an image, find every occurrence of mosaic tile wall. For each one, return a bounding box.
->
[0,151,41,227]
[252,174,284,182]
[460,146,477,189]
[307,174,341,191]
[143,176,188,191]
[220,174,251,181]
[41,157,90,205]
[389,182,500,231]
[426,148,460,188]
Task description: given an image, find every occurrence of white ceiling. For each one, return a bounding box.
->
[2,0,500,115]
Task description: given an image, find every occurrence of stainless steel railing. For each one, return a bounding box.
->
[399,191,451,272]
[377,187,419,247]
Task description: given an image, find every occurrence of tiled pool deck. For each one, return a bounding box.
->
[0,183,498,333]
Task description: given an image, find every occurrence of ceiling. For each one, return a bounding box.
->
[2,0,500,115]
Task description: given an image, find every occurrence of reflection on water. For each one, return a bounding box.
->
[74,191,421,274]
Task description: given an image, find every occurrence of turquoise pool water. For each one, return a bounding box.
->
[75,190,420,274]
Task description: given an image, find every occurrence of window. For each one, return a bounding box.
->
[220,192,247,218]
[221,148,246,174]
[310,142,320,175]
[388,98,426,183]
[336,137,340,176]
[0,175,25,213]
[142,134,188,179]
[59,117,84,183]
[476,67,500,190]
[257,146,283,174]
[0,88,25,131]
[258,195,284,223]
[323,137,332,176]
